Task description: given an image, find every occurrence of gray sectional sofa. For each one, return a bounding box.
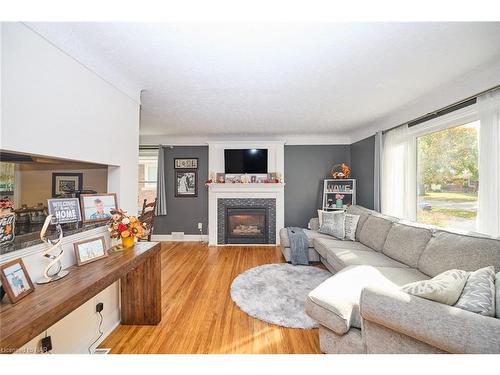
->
[279,205,500,354]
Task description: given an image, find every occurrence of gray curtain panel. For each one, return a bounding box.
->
[373,131,383,212]
[155,146,167,216]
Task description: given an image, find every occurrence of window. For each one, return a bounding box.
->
[416,120,479,231]
[138,147,159,213]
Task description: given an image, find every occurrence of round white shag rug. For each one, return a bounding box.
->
[230,263,331,329]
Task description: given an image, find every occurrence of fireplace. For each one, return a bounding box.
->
[225,207,268,244]
[216,198,276,245]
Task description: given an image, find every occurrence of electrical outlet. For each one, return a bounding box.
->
[198,223,203,230]
[41,336,52,353]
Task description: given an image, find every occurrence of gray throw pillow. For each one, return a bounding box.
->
[319,211,345,239]
[401,269,469,305]
[455,266,496,317]
[344,214,360,242]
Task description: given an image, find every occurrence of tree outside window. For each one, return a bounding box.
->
[417,121,479,231]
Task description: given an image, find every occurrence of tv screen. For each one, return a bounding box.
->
[224,149,268,174]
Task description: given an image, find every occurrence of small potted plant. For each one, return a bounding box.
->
[107,209,146,249]
[335,194,345,209]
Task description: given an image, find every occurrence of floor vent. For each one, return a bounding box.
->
[93,348,111,354]
[171,232,185,240]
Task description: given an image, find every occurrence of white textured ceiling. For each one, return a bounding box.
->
[26,22,500,141]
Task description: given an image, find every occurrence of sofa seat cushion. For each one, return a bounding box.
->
[417,230,500,277]
[358,215,396,252]
[326,247,409,271]
[306,265,429,334]
[314,238,372,259]
[279,227,333,248]
[382,222,433,268]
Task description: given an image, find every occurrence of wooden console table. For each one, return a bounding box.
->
[0,242,161,353]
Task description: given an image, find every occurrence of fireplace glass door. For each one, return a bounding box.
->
[225,207,268,244]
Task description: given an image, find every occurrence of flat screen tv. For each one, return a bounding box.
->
[224,149,268,174]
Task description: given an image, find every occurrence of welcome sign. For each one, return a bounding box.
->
[47,198,82,224]
[0,214,15,245]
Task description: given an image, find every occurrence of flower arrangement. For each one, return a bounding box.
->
[0,197,15,214]
[335,194,345,201]
[107,209,146,247]
[330,163,351,179]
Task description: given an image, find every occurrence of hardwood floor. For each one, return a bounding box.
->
[99,242,322,354]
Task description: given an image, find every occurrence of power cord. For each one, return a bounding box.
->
[88,311,104,354]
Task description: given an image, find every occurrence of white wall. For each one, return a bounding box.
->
[0,22,141,353]
[1,22,140,214]
[349,57,500,143]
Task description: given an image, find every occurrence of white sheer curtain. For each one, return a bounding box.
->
[477,89,500,237]
[381,124,416,220]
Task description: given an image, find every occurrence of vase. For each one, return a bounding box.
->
[336,199,343,208]
[121,236,135,248]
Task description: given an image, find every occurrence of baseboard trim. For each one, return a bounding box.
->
[152,234,208,242]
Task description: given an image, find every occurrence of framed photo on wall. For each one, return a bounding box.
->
[80,193,117,223]
[175,170,198,197]
[52,173,83,197]
[73,236,108,266]
[174,158,198,169]
[0,258,34,304]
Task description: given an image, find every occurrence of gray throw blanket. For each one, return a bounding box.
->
[287,227,309,265]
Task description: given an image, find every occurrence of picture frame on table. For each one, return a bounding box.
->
[80,193,118,223]
[52,172,83,197]
[216,173,225,183]
[267,172,277,182]
[175,170,198,197]
[0,258,35,304]
[73,236,108,266]
[174,158,198,169]
[47,198,82,224]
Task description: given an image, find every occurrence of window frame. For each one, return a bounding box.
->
[138,147,159,212]
[410,104,480,231]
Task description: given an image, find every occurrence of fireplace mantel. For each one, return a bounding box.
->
[207,183,285,192]
[208,183,284,245]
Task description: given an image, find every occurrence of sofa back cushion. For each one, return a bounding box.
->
[358,215,395,252]
[417,230,500,277]
[496,271,500,318]
[346,205,373,240]
[382,223,432,268]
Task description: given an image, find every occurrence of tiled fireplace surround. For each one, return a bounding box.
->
[217,198,277,244]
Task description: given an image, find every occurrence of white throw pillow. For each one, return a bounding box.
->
[319,211,345,239]
[454,266,496,317]
[317,209,327,227]
[401,269,469,305]
[344,214,360,242]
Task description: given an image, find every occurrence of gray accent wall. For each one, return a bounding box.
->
[153,138,376,234]
[154,146,209,235]
[351,135,375,209]
[284,145,351,228]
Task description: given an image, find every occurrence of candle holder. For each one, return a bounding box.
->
[36,215,69,284]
